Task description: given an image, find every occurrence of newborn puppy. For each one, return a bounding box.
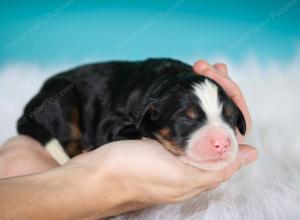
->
[17,58,246,171]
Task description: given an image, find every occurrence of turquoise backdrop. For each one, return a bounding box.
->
[1,0,299,65]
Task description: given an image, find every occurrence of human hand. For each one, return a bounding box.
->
[66,138,257,218]
[63,60,257,218]
[193,60,252,143]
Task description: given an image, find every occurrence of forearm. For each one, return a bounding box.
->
[0,166,83,219]
[0,162,137,219]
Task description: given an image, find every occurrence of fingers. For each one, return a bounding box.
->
[193,61,228,77]
[193,60,252,135]
[201,69,252,135]
[209,145,257,185]
[173,145,257,201]
[213,63,228,77]
[193,60,210,74]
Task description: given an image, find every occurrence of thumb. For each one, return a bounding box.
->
[205,145,258,185]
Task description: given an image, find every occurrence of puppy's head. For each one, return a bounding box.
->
[139,74,246,171]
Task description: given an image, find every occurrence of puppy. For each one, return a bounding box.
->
[17,58,246,171]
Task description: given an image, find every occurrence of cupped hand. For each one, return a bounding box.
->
[65,60,257,218]
[67,138,257,217]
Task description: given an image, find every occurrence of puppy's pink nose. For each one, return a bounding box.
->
[212,139,230,153]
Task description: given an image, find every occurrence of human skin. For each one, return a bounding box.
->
[0,61,257,219]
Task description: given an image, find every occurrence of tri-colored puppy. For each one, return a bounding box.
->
[17,58,246,171]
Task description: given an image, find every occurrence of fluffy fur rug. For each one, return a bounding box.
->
[0,53,299,219]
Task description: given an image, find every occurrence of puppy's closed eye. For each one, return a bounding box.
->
[185,107,199,119]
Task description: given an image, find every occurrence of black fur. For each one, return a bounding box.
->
[17,58,246,157]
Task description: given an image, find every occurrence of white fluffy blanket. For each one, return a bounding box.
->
[0,53,299,219]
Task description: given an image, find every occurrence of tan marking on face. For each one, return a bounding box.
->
[186,107,198,119]
[148,104,156,112]
[158,127,171,138]
[155,134,184,156]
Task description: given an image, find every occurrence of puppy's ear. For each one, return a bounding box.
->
[134,102,160,130]
[235,105,247,135]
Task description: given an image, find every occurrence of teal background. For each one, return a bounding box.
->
[1,0,299,65]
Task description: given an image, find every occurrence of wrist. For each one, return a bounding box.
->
[63,153,140,218]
